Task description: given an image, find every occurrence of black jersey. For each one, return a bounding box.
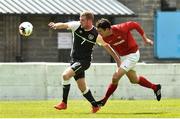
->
[71,25,98,61]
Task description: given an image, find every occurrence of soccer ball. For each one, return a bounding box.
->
[19,22,33,36]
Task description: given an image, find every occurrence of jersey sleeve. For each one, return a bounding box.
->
[119,21,145,36]
[67,21,80,32]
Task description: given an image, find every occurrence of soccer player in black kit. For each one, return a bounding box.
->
[48,11,120,113]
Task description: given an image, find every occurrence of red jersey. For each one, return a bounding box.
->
[102,21,144,56]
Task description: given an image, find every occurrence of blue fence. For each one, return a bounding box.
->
[154,11,180,59]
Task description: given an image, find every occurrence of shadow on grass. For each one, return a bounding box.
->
[97,111,165,115]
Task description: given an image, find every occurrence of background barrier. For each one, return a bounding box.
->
[0,63,179,100]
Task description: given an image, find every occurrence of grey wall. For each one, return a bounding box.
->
[1,1,180,63]
[0,63,179,100]
[0,15,111,63]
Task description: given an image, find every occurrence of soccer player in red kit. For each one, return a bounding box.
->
[96,18,161,106]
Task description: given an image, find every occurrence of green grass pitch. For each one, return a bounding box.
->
[0,99,180,118]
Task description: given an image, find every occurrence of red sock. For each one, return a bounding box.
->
[138,76,157,91]
[103,83,118,103]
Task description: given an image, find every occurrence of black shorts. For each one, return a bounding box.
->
[70,60,91,80]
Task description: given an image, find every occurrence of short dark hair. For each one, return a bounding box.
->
[96,18,111,30]
[80,11,94,21]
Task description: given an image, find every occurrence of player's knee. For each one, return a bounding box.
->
[61,74,71,85]
[113,73,120,80]
[62,73,70,80]
[112,73,120,84]
[129,79,139,84]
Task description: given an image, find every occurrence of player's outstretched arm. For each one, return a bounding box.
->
[48,22,69,30]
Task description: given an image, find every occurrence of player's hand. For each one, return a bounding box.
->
[143,34,153,46]
[48,22,57,29]
[144,38,153,46]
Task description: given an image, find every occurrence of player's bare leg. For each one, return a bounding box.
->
[126,70,161,101]
[97,68,126,106]
[54,67,75,110]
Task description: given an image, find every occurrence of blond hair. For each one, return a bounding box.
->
[80,11,94,21]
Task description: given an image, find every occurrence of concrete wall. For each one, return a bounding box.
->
[0,63,179,100]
